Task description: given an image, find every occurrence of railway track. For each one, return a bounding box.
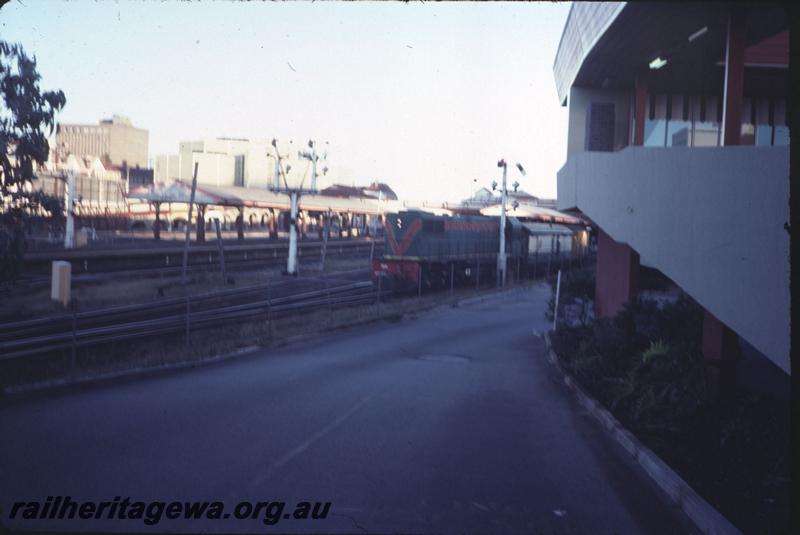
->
[22,238,384,276]
[0,270,380,362]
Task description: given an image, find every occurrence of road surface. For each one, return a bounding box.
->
[0,283,690,534]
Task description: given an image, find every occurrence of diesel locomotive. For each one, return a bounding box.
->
[371,210,529,292]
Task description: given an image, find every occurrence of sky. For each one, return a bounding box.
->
[0,0,571,203]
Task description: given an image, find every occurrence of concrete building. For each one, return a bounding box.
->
[56,115,149,168]
[34,156,128,217]
[552,3,789,379]
[154,138,348,190]
[321,181,398,200]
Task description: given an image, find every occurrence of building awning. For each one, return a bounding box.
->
[553,2,789,103]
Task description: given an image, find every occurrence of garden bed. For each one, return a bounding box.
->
[549,269,790,534]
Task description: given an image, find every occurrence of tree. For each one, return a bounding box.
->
[0,40,66,283]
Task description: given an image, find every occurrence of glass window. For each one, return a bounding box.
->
[691,96,720,147]
[630,97,636,145]
[754,125,771,146]
[740,98,755,145]
[644,94,668,147]
[667,95,691,146]
[774,126,790,145]
[773,99,789,146]
[755,98,773,146]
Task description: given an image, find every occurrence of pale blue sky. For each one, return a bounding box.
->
[1,0,571,202]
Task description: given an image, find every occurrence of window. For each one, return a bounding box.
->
[740,98,755,145]
[667,95,691,147]
[644,94,668,146]
[773,99,789,146]
[585,102,615,151]
[637,93,786,148]
[691,95,720,147]
[754,98,773,146]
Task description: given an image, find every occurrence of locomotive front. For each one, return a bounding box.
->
[373,211,508,292]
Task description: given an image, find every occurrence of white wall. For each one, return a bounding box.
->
[557,145,790,373]
[154,154,181,182]
[193,152,236,187]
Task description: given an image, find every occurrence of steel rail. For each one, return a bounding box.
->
[0,272,370,334]
[23,237,382,261]
[0,283,379,357]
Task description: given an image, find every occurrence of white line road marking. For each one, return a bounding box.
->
[471,501,490,512]
[249,395,373,489]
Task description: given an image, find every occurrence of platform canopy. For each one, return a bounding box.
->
[128,179,400,216]
[480,202,586,225]
[521,222,575,236]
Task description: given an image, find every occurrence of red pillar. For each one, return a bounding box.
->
[702,310,740,402]
[595,229,640,319]
[700,8,745,401]
[634,75,648,146]
[721,9,746,146]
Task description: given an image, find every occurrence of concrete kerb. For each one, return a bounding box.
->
[2,285,536,399]
[543,331,742,535]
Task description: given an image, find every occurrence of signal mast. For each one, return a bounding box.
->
[268,138,327,275]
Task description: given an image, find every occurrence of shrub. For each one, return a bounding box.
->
[551,291,706,430]
[547,268,595,327]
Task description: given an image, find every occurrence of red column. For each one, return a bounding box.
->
[595,229,640,319]
[634,75,648,146]
[702,309,740,402]
[700,9,745,402]
[722,9,746,146]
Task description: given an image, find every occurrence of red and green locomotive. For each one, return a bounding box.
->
[372,210,528,292]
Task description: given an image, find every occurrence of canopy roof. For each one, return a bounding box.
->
[127,180,453,216]
[553,2,789,104]
[522,222,575,236]
[479,202,586,225]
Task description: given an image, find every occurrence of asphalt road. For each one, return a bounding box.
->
[0,283,690,534]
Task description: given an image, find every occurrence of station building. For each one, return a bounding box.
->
[552,3,790,380]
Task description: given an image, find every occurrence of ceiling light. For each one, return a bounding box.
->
[688,26,708,43]
[649,57,668,70]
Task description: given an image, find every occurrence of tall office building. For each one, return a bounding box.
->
[155,137,350,189]
[56,115,149,168]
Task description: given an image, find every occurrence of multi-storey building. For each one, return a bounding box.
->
[154,138,343,190]
[56,115,149,168]
[552,3,790,382]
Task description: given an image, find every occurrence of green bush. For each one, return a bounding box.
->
[549,283,789,533]
[552,293,706,429]
[642,339,669,364]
